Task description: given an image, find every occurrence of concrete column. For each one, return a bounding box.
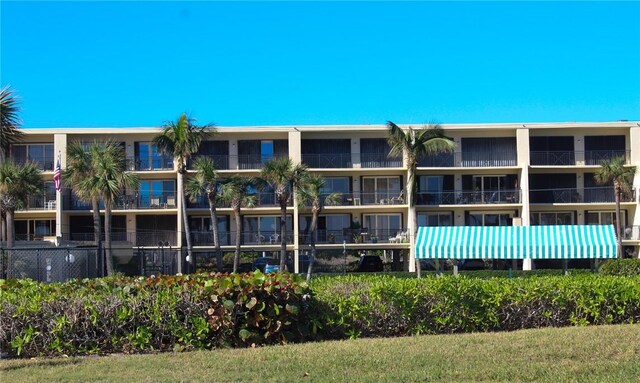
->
[575,135,585,165]
[126,213,136,246]
[53,134,67,239]
[516,128,532,270]
[229,139,238,169]
[288,131,301,163]
[352,138,361,168]
[453,137,462,167]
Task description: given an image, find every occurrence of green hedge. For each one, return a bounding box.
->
[3,272,640,358]
[0,272,310,358]
[310,274,640,339]
[599,259,640,276]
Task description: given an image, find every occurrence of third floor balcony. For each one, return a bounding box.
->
[530,150,631,166]
[529,187,635,204]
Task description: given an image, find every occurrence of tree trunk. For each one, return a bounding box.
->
[310,208,318,261]
[179,171,194,272]
[615,183,624,258]
[279,201,287,270]
[91,198,102,268]
[0,211,5,242]
[209,195,222,272]
[6,209,14,249]
[104,201,114,276]
[233,208,241,273]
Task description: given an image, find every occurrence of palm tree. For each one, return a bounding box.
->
[594,156,637,258]
[260,157,309,270]
[297,174,341,267]
[185,156,222,271]
[0,86,24,242]
[0,86,23,161]
[0,161,43,248]
[220,176,256,272]
[153,114,214,271]
[79,142,138,275]
[386,121,456,272]
[64,142,103,256]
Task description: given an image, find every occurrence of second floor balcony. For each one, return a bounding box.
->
[17,195,58,211]
[529,187,635,204]
[530,150,631,166]
[416,190,521,205]
[66,191,178,210]
[302,153,352,169]
[417,152,518,168]
[127,155,174,171]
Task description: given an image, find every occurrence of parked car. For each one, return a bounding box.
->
[287,254,312,272]
[252,257,278,272]
[355,255,384,272]
[459,259,485,271]
[420,259,437,271]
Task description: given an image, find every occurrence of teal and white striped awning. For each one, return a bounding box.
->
[415,225,617,259]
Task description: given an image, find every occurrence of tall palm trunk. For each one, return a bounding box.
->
[615,182,624,257]
[104,200,114,276]
[6,209,14,249]
[279,200,287,270]
[310,206,319,260]
[1,212,5,242]
[233,206,241,273]
[91,198,102,268]
[179,171,194,270]
[208,194,222,271]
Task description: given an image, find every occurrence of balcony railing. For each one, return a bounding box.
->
[302,153,352,169]
[67,231,177,247]
[530,150,631,166]
[360,153,402,168]
[452,190,521,205]
[66,192,178,210]
[238,154,288,170]
[189,155,230,170]
[127,156,174,171]
[529,187,635,204]
[623,226,640,241]
[12,155,54,171]
[584,150,631,165]
[17,196,57,211]
[417,152,517,167]
[320,191,406,206]
[299,229,407,245]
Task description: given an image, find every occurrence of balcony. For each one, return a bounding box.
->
[302,153,352,169]
[127,156,174,171]
[17,196,57,211]
[12,155,54,171]
[416,190,520,205]
[321,191,406,206]
[530,150,631,166]
[360,153,402,168]
[238,154,288,170]
[584,150,630,166]
[189,155,230,170]
[529,187,635,204]
[299,229,407,245]
[417,152,517,167]
[66,192,177,210]
[623,226,640,241]
[67,231,177,247]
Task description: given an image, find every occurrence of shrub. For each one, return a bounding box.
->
[0,272,310,358]
[310,274,640,339]
[599,259,640,276]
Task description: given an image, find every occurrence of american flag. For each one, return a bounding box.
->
[53,155,62,191]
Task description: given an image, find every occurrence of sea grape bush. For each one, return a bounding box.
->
[2,272,640,358]
[599,259,640,276]
[310,274,640,339]
[0,272,310,358]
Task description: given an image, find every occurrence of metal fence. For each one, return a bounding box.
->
[1,247,101,282]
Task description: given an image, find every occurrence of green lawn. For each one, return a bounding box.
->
[2,324,640,383]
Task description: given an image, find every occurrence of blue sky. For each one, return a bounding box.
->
[2,1,639,128]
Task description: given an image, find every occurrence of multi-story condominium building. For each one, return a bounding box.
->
[9,121,640,272]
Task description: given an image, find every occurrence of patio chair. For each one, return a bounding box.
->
[254,233,266,244]
[390,190,405,205]
[166,196,176,208]
[269,233,280,244]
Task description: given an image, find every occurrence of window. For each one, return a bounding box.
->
[417,212,453,227]
[586,211,627,226]
[138,180,176,208]
[530,212,575,225]
[466,212,513,226]
[189,216,230,245]
[243,215,293,244]
[360,138,401,168]
[299,214,350,243]
[11,144,55,170]
[461,137,517,167]
[418,175,454,204]
[14,219,56,240]
[135,142,173,170]
[363,214,402,239]
[362,176,402,205]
